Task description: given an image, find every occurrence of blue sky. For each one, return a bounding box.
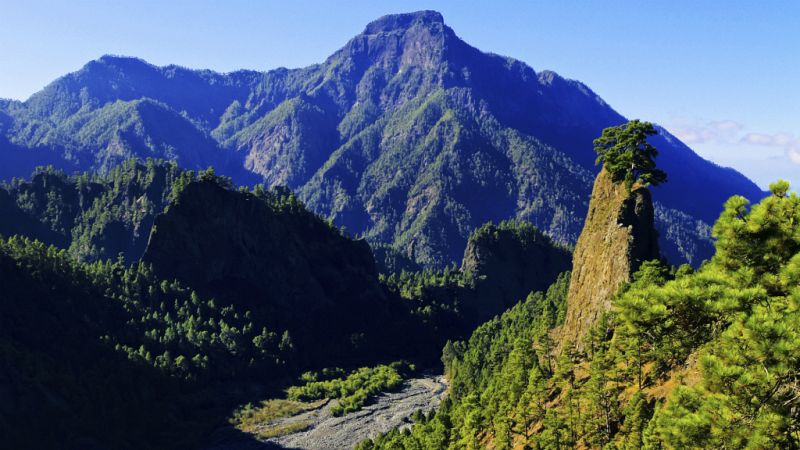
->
[1,0,797,189]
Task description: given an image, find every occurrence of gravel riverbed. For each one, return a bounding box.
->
[265,374,447,450]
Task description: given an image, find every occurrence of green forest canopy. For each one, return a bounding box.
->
[360,180,800,449]
[594,120,668,188]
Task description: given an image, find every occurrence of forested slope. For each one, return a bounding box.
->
[361,181,800,449]
[141,171,414,368]
[0,159,182,263]
[0,157,584,448]
[0,237,285,449]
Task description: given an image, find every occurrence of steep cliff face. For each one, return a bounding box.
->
[560,168,660,348]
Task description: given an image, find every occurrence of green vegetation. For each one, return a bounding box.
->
[0,14,779,449]
[594,120,667,188]
[231,399,320,439]
[287,362,414,416]
[230,362,415,441]
[233,399,319,426]
[0,166,407,449]
[361,180,800,449]
[1,159,182,263]
[379,220,570,338]
[357,273,570,449]
[0,233,289,449]
[0,160,468,448]
[0,24,749,268]
[371,243,422,275]
[628,180,800,448]
[141,171,445,370]
[0,235,289,382]
[255,421,312,439]
[382,265,474,337]
[463,220,572,319]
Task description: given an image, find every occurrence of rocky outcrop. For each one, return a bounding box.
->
[560,168,660,349]
[461,221,571,321]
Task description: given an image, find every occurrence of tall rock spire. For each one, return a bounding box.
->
[560,167,660,350]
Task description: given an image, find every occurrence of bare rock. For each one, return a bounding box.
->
[559,168,659,350]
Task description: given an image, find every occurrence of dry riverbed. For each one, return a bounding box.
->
[264,374,447,449]
[205,374,447,450]
[207,374,445,450]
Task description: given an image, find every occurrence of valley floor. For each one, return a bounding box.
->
[266,374,447,450]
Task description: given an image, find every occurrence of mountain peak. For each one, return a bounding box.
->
[91,54,153,70]
[363,10,444,34]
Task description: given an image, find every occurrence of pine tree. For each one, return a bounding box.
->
[594,120,667,188]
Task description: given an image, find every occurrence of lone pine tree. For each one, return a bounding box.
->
[594,120,668,188]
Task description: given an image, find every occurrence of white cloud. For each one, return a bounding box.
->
[668,120,743,144]
[740,132,800,165]
[710,120,744,131]
[788,145,800,164]
[741,133,774,146]
[741,132,793,146]
[668,119,800,167]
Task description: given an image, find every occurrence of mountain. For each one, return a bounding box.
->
[380,220,571,344]
[0,158,579,448]
[0,11,764,267]
[0,167,436,449]
[0,236,274,449]
[0,160,438,367]
[0,159,570,351]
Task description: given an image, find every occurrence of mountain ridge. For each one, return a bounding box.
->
[0,10,764,267]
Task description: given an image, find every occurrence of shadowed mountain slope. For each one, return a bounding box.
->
[141,177,412,367]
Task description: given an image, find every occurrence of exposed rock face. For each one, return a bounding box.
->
[560,168,660,349]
